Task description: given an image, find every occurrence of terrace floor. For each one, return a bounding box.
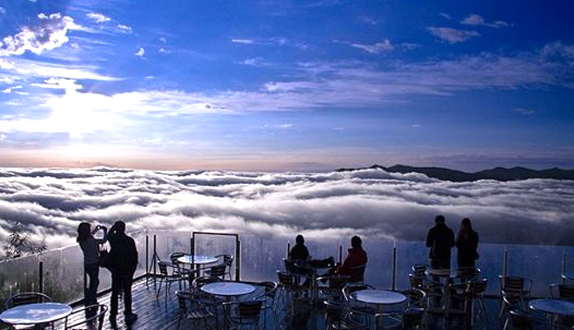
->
[55,276,506,330]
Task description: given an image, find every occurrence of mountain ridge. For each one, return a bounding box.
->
[336,164,574,182]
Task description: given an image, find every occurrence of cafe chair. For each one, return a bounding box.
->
[253,281,280,329]
[223,300,264,330]
[216,254,234,280]
[175,291,214,330]
[499,276,532,318]
[4,292,52,309]
[157,261,186,301]
[462,278,489,327]
[341,283,376,329]
[317,274,351,302]
[64,304,107,330]
[206,264,227,280]
[170,252,194,280]
[549,283,574,301]
[324,300,369,330]
[276,271,300,316]
[400,289,426,330]
[348,263,367,283]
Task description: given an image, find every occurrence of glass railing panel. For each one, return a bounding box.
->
[0,254,40,310]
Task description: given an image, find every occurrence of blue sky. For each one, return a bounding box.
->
[0,0,573,171]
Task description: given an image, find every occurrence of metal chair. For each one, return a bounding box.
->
[64,304,107,330]
[157,261,186,301]
[499,276,532,318]
[341,283,377,329]
[463,278,489,327]
[323,300,369,330]
[175,291,214,330]
[206,264,227,280]
[253,281,280,329]
[400,289,426,329]
[550,283,574,301]
[4,292,52,309]
[317,274,351,302]
[223,300,264,330]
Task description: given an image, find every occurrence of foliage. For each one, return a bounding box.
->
[3,222,47,259]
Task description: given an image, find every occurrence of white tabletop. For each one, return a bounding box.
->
[177,255,219,265]
[200,282,256,297]
[0,302,72,325]
[352,290,407,305]
[529,299,574,316]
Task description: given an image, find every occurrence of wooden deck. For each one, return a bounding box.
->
[1,276,505,330]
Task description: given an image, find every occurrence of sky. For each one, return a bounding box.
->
[1,167,573,251]
[0,0,573,171]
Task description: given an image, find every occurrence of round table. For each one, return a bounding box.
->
[0,302,72,326]
[352,289,407,305]
[200,282,256,297]
[177,255,219,265]
[529,299,574,316]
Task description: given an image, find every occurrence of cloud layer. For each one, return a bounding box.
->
[0,167,572,253]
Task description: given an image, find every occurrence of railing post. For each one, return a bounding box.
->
[562,250,567,285]
[287,241,290,259]
[145,235,149,275]
[235,237,241,281]
[339,245,343,264]
[503,248,508,277]
[153,234,157,285]
[391,242,397,291]
[38,261,44,294]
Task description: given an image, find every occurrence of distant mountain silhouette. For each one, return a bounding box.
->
[336,164,574,182]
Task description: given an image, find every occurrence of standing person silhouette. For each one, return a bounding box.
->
[107,221,138,325]
[426,215,455,269]
[456,218,479,269]
[77,222,107,309]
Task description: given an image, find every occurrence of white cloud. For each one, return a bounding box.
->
[0,168,572,251]
[0,13,79,57]
[232,39,255,45]
[2,85,22,93]
[135,47,145,57]
[514,107,535,115]
[360,17,378,25]
[439,12,451,20]
[86,12,111,23]
[159,37,167,43]
[159,48,170,54]
[427,27,480,43]
[0,133,6,141]
[117,24,132,33]
[461,14,509,28]
[351,39,394,54]
[0,7,6,15]
[31,78,82,91]
[3,58,119,81]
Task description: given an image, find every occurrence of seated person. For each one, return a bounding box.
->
[289,234,310,262]
[336,235,367,282]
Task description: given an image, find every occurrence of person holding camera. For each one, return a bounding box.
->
[107,221,138,324]
[77,222,107,308]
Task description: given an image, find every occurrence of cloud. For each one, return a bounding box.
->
[360,17,378,25]
[351,39,394,54]
[2,85,22,93]
[0,133,6,141]
[439,12,451,20]
[0,7,5,15]
[0,13,79,57]
[461,14,509,28]
[427,27,480,43]
[0,167,572,253]
[135,47,145,57]
[30,78,82,90]
[1,58,119,81]
[86,12,111,24]
[117,24,132,33]
[232,39,254,45]
[514,107,535,115]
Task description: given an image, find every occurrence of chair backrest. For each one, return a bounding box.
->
[402,288,426,307]
[409,273,424,289]
[323,300,344,324]
[238,301,263,319]
[550,284,574,300]
[170,252,186,264]
[468,278,488,296]
[412,264,427,278]
[158,261,171,276]
[328,275,351,290]
[341,282,375,303]
[65,304,107,330]
[258,281,278,299]
[176,291,190,317]
[277,271,294,286]
[5,292,52,309]
[210,264,227,278]
[501,276,526,294]
[348,263,367,282]
[192,276,219,289]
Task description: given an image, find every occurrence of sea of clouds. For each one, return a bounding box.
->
[0,167,573,252]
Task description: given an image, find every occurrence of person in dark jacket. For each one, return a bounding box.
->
[289,234,310,261]
[107,221,138,324]
[337,235,368,282]
[456,218,479,268]
[426,215,455,269]
[77,222,107,308]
